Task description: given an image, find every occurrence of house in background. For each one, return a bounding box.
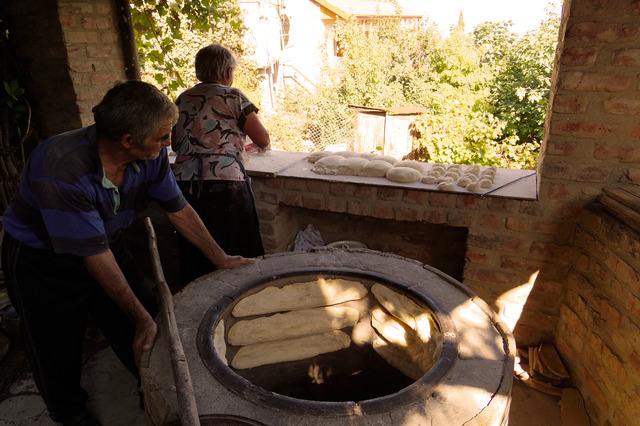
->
[238,0,423,114]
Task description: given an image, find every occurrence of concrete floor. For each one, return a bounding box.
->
[0,342,564,426]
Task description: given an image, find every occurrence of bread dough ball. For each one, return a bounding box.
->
[466,182,481,192]
[337,157,369,175]
[479,178,493,188]
[457,176,473,187]
[438,181,455,191]
[360,160,394,177]
[312,155,343,174]
[422,175,438,184]
[307,151,335,163]
[443,171,460,179]
[386,167,422,183]
[437,176,454,183]
[395,160,426,173]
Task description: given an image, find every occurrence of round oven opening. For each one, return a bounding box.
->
[197,269,458,413]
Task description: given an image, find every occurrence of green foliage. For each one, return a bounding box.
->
[131,0,261,102]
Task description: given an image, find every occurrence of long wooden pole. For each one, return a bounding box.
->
[144,217,201,426]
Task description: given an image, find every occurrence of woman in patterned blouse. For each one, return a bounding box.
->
[172,44,271,286]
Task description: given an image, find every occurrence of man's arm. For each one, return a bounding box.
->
[167,203,256,268]
[84,250,157,367]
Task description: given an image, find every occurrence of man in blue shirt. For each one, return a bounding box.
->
[1,81,254,426]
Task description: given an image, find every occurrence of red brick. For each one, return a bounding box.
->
[354,185,376,199]
[64,31,100,44]
[402,189,428,204]
[263,178,282,189]
[561,71,630,92]
[541,160,610,182]
[347,200,368,216]
[428,192,456,208]
[547,182,571,200]
[550,120,610,138]
[629,125,640,141]
[330,182,353,197]
[567,22,638,43]
[302,195,324,210]
[467,233,525,252]
[535,221,560,235]
[284,178,305,190]
[487,197,516,213]
[306,180,330,193]
[395,207,419,222]
[463,267,519,286]
[568,0,609,16]
[456,195,483,210]
[561,47,598,66]
[505,216,527,231]
[326,198,347,213]
[603,97,640,114]
[283,192,302,207]
[91,71,121,85]
[80,17,112,31]
[529,241,572,261]
[595,142,640,162]
[627,167,640,184]
[377,187,401,201]
[425,211,446,224]
[479,214,502,228]
[447,211,474,227]
[500,256,546,273]
[613,48,640,66]
[370,204,394,219]
[553,94,587,113]
[628,352,640,375]
[465,250,488,263]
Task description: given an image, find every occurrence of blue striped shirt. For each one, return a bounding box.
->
[3,125,187,256]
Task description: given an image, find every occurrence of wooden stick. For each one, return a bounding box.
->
[144,217,201,426]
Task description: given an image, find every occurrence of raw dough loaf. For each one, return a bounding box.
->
[231,330,351,369]
[214,319,228,365]
[376,155,399,165]
[394,160,426,173]
[307,151,335,163]
[385,167,422,183]
[371,308,436,380]
[232,278,369,317]
[371,284,438,342]
[337,157,369,175]
[372,335,425,380]
[312,155,343,174]
[360,160,394,177]
[227,306,359,346]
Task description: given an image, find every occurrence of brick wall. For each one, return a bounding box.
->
[4,0,127,137]
[557,206,640,425]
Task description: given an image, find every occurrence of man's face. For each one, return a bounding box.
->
[130,118,175,160]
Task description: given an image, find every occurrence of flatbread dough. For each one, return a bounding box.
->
[360,160,394,177]
[213,319,228,365]
[371,284,438,342]
[227,306,359,346]
[385,167,422,183]
[231,330,351,369]
[232,278,369,317]
[372,335,425,380]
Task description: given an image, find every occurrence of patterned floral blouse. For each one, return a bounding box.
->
[172,82,258,182]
